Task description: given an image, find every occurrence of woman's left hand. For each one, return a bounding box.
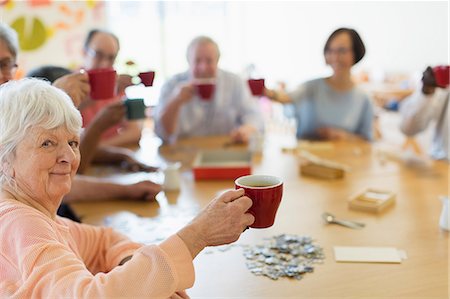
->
[121,155,159,172]
[317,127,355,141]
[230,124,257,143]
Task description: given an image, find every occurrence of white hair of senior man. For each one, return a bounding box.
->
[186,35,221,62]
[0,78,82,187]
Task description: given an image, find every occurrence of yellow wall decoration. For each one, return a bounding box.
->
[10,16,47,51]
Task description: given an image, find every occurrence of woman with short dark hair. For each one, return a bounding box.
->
[266,27,374,141]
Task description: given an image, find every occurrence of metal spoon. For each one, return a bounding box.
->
[322,212,365,229]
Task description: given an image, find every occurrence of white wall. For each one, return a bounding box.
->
[0,1,106,75]
[108,1,448,90]
[1,1,448,90]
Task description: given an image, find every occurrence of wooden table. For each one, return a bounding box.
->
[71,135,449,298]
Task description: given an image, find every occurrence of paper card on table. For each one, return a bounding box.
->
[334,246,406,264]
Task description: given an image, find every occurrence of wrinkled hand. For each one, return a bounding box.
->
[125,181,162,201]
[422,66,437,95]
[53,72,90,107]
[230,124,257,143]
[117,74,134,95]
[121,154,159,172]
[175,82,195,105]
[316,127,351,140]
[177,189,255,258]
[92,101,127,132]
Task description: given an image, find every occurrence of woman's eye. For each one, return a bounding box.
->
[69,140,79,148]
[41,140,54,148]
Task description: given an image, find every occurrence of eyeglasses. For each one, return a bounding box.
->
[86,47,117,64]
[325,47,352,56]
[0,59,18,74]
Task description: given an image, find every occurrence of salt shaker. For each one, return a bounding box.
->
[163,162,181,191]
[439,196,449,231]
[248,132,264,154]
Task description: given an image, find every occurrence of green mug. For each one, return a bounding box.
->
[124,98,146,120]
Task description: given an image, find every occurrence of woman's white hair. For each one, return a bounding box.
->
[0,78,82,187]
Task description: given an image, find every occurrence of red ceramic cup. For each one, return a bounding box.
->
[195,83,215,100]
[138,71,156,87]
[433,65,450,88]
[87,68,117,100]
[248,79,265,96]
[235,174,283,228]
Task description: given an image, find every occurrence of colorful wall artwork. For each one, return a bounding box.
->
[0,0,106,78]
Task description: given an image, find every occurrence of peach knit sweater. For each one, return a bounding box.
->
[0,198,195,298]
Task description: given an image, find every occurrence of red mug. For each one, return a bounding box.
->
[235,174,283,228]
[195,83,215,100]
[87,68,117,100]
[248,79,265,96]
[433,65,450,88]
[138,71,156,87]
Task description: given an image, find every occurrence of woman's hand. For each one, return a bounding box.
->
[53,72,90,108]
[421,66,437,95]
[230,124,257,143]
[316,127,361,141]
[92,101,127,132]
[124,181,162,201]
[177,189,255,258]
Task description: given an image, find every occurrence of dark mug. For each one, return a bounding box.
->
[138,71,156,87]
[195,83,215,100]
[248,79,265,96]
[87,68,117,100]
[124,98,146,120]
[433,65,450,88]
[235,174,283,228]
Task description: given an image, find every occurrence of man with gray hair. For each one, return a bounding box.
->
[155,36,263,144]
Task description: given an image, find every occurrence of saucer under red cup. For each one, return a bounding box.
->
[433,65,450,88]
[235,174,283,228]
[138,71,156,87]
[248,79,265,96]
[87,68,117,100]
[195,83,215,101]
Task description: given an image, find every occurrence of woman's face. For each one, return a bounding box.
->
[325,32,355,75]
[11,126,80,204]
[0,41,16,85]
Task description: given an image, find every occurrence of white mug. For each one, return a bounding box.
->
[163,162,181,191]
[439,196,449,231]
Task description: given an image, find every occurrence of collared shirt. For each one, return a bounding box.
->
[400,87,449,161]
[155,69,263,142]
[287,78,374,141]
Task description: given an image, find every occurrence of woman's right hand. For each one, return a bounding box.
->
[177,189,254,258]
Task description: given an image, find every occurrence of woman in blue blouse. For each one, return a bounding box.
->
[266,28,374,141]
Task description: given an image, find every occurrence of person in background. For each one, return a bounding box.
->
[155,36,263,144]
[0,78,255,298]
[0,22,89,107]
[2,24,160,216]
[399,66,449,161]
[265,27,374,141]
[79,29,142,147]
[26,65,158,174]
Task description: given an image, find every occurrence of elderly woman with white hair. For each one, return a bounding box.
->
[0,78,254,298]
